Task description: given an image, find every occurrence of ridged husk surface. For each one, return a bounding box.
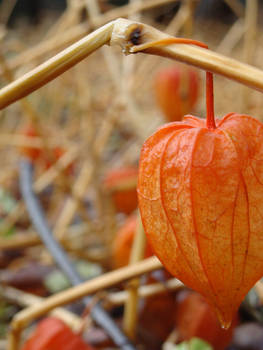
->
[138,113,263,328]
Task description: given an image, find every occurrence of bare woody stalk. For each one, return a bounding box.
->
[0,21,115,110]
[123,215,146,339]
[8,256,162,350]
[111,19,263,92]
[1,0,177,76]
[2,18,263,111]
[0,286,82,331]
[241,0,258,110]
[107,277,183,306]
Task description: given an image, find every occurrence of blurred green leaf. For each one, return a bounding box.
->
[44,261,102,293]
[173,338,213,350]
[0,188,17,213]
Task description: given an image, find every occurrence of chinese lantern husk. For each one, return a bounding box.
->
[155,67,199,122]
[138,113,263,329]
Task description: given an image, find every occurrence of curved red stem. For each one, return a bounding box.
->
[206,72,216,129]
[145,37,216,129]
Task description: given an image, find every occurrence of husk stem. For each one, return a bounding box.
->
[130,37,216,129]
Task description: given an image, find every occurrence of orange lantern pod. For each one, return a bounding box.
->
[138,37,263,328]
[112,215,153,268]
[154,65,199,122]
[21,317,94,350]
[175,290,238,350]
[19,123,42,162]
[104,167,138,214]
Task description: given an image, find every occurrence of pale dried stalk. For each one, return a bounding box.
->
[84,0,122,108]
[243,0,258,65]
[89,0,143,138]
[107,278,183,306]
[111,18,263,92]
[2,18,263,113]
[54,162,93,240]
[241,0,258,110]
[0,26,6,41]
[1,0,175,77]
[122,0,143,89]
[0,0,17,26]
[8,256,162,350]
[183,0,197,37]
[93,105,119,155]
[0,146,79,234]
[33,146,79,191]
[46,0,83,39]
[1,286,82,331]
[91,0,180,28]
[0,51,63,192]
[133,2,190,91]
[44,6,76,39]
[0,51,39,122]
[107,177,137,192]
[0,203,23,236]
[216,18,244,54]
[254,281,263,305]
[224,0,245,18]
[0,224,105,263]
[0,21,114,110]
[0,232,40,249]
[0,133,73,149]
[162,330,179,350]
[123,216,146,339]
[0,340,7,350]
[53,103,118,240]
[4,23,90,74]
[0,134,43,148]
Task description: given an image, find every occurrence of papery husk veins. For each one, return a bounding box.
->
[138,113,263,328]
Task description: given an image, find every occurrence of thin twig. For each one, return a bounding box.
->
[223,0,245,18]
[0,21,115,110]
[111,18,263,92]
[123,216,146,339]
[183,0,197,37]
[91,0,180,28]
[0,145,79,235]
[241,0,258,110]
[106,278,183,306]
[9,256,161,345]
[216,18,244,54]
[0,0,176,77]
[53,161,93,240]
[0,0,17,26]
[85,0,122,87]
[133,2,191,93]
[0,285,82,331]
[2,23,90,74]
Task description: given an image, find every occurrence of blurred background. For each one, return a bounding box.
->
[1,1,263,350]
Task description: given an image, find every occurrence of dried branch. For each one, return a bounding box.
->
[107,278,183,306]
[123,216,146,339]
[0,21,115,110]
[1,18,263,112]
[10,256,161,345]
[0,285,82,331]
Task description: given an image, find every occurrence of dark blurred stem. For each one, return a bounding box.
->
[19,159,136,350]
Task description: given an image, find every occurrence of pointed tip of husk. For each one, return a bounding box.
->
[214,307,233,330]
